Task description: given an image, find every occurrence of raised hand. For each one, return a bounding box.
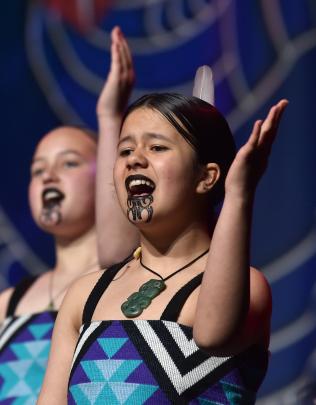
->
[96,26,135,119]
[225,99,288,199]
[96,26,139,268]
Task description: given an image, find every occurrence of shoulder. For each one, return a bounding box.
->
[248,267,272,346]
[67,269,105,297]
[0,287,14,322]
[60,269,106,330]
[64,259,129,302]
[250,267,272,316]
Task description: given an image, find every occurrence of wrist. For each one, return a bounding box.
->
[97,110,123,120]
[224,189,255,207]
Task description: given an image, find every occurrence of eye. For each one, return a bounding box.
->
[150,145,168,152]
[31,167,44,177]
[119,148,133,157]
[63,160,80,168]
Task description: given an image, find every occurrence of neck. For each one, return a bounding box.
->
[53,226,98,277]
[139,216,214,274]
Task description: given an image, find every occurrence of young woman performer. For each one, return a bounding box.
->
[0,126,99,403]
[38,27,288,404]
[0,26,137,404]
[0,28,134,403]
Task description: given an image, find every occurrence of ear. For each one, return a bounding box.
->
[196,163,220,194]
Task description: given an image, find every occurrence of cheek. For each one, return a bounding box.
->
[158,157,192,187]
[28,181,40,213]
[71,169,95,192]
[156,157,198,200]
[76,176,96,205]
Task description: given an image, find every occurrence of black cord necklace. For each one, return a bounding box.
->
[121,248,209,318]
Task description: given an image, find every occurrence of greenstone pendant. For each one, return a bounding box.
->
[47,301,55,311]
[121,279,166,318]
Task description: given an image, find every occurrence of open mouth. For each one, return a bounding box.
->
[42,188,65,208]
[125,175,155,197]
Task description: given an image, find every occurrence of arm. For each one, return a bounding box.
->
[96,26,139,268]
[193,100,288,354]
[37,275,90,403]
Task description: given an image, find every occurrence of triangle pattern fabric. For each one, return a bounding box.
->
[97,337,128,358]
[8,359,33,379]
[11,340,50,360]
[71,382,107,404]
[118,382,158,404]
[197,398,222,405]
[0,311,56,402]
[82,359,124,381]
[108,381,139,403]
[28,323,53,340]
[69,320,268,404]
[196,381,230,405]
[69,321,161,404]
[6,379,33,397]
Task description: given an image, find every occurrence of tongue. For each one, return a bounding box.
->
[43,197,63,208]
[44,198,60,208]
[130,184,153,196]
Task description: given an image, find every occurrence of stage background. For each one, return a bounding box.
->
[0,1,316,403]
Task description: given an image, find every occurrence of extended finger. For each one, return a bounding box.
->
[110,26,129,78]
[109,27,121,75]
[260,105,277,134]
[120,33,133,71]
[274,99,289,125]
[258,104,281,147]
[111,41,120,71]
[114,28,132,74]
[265,99,289,143]
[248,120,262,148]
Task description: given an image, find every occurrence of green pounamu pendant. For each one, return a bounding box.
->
[121,279,166,318]
[47,301,55,311]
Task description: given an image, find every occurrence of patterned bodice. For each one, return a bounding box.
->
[69,319,268,404]
[68,260,269,404]
[0,277,57,404]
[0,311,57,403]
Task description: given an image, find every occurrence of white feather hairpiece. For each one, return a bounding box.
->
[192,65,215,106]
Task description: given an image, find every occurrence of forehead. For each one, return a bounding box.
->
[33,127,96,159]
[120,107,181,140]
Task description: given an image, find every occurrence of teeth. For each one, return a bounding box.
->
[129,179,154,189]
[44,191,60,201]
[42,189,64,204]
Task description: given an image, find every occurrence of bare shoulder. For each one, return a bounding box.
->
[61,269,106,330]
[0,287,14,322]
[248,267,272,348]
[250,267,272,317]
[68,269,105,295]
[234,267,272,349]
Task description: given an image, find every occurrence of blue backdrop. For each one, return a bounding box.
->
[1,1,316,402]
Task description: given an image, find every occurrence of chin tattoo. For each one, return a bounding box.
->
[40,206,62,226]
[127,195,153,223]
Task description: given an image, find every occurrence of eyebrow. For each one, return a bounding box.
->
[118,132,175,147]
[31,149,83,164]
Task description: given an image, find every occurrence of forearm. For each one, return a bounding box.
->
[96,116,139,267]
[38,305,79,403]
[193,193,254,351]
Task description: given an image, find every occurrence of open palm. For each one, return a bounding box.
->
[225,99,288,198]
[97,26,135,119]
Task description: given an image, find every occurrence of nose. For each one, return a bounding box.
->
[126,148,148,170]
[42,165,59,184]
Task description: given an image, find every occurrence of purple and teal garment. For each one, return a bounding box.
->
[0,278,57,404]
[68,261,269,404]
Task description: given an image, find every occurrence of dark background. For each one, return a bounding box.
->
[0,1,316,402]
